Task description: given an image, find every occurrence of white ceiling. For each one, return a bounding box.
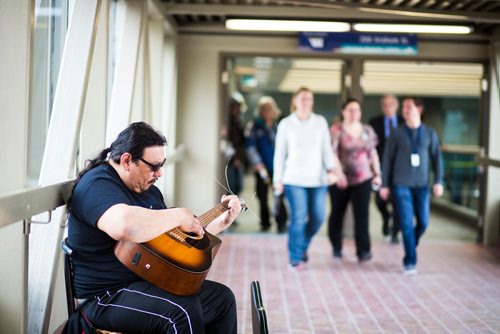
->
[180,0,492,97]
[156,0,500,37]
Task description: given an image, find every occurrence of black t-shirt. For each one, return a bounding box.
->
[68,163,166,298]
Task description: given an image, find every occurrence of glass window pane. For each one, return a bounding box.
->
[29,0,69,185]
[230,57,344,124]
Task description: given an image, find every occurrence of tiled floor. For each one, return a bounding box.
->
[205,174,500,333]
[208,234,500,334]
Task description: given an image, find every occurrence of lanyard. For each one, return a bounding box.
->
[405,125,421,154]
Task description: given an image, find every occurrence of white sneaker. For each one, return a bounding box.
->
[288,262,303,272]
[403,268,418,276]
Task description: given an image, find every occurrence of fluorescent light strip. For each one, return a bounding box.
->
[353,23,472,34]
[225,19,350,32]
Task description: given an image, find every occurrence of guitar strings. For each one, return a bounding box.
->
[168,157,263,240]
[212,157,263,227]
[169,203,228,241]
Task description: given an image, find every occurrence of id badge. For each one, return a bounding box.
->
[411,153,420,167]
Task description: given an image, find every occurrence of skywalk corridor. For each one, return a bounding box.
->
[207,176,500,333]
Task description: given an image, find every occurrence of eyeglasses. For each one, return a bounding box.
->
[138,157,166,172]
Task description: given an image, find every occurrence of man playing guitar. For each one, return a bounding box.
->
[66,122,242,333]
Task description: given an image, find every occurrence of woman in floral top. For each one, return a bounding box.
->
[328,98,381,262]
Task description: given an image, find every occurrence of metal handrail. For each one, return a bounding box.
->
[478,156,500,168]
[440,144,482,155]
[0,181,73,229]
[439,144,500,168]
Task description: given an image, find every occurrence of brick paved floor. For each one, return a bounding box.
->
[207,234,500,333]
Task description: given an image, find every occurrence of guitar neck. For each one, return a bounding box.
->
[198,201,230,228]
[166,198,248,239]
[166,200,230,239]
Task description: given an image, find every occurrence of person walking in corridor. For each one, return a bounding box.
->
[380,97,444,276]
[369,94,404,243]
[273,87,337,270]
[245,96,288,233]
[223,93,247,198]
[328,98,381,262]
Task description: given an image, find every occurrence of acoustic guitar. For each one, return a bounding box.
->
[114,199,246,296]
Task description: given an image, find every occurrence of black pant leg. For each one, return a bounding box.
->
[328,185,350,253]
[275,193,288,229]
[391,194,400,237]
[81,281,203,333]
[255,172,270,228]
[269,171,288,229]
[351,180,372,257]
[198,280,237,334]
[375,191,391,235]
[81,280,236,334]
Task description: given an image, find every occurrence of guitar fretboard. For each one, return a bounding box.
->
[198,201,230,227]
[167,200,230,240]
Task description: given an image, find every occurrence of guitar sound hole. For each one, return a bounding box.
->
[186,233,210,249]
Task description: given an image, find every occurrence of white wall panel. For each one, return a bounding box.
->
[106,0,144,144]
[0,1,32,332]
[484,35,500,245]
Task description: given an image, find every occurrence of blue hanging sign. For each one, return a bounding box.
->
[299,32,418,55]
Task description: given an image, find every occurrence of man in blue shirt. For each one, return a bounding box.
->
[67,122,242,333]
[380,97,443,276]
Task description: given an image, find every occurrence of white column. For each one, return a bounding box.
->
[130,6,146,124]
[29,1,101,332]
[161,34,179,204]
[0,1,33,332]
[106,0,145,145]
[484,32,500,245]
[148,18,164,129]
[80,0,110,166]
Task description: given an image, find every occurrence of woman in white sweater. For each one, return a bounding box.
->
[273,87,337,269]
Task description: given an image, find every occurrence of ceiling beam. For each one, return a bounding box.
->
[171,21,490,41]
[449,0,472,11]
[463,0,489,11]
[162,2,500,24]
[150,0,178,34]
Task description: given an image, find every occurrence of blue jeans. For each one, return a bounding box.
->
[392,185,430,268]
[284,185,327,263]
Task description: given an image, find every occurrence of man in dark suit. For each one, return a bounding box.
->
[369,95,403,243]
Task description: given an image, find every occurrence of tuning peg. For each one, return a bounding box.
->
[239,198,248,212]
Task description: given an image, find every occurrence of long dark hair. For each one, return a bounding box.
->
[71,122,167,202]
[341,97,361,110]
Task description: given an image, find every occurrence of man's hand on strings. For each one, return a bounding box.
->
[172,208,204,237]
[219,194,242,227]
[206,194,242,235]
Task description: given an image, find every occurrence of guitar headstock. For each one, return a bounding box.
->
[220,196,248,212]
[239,198,248,212]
